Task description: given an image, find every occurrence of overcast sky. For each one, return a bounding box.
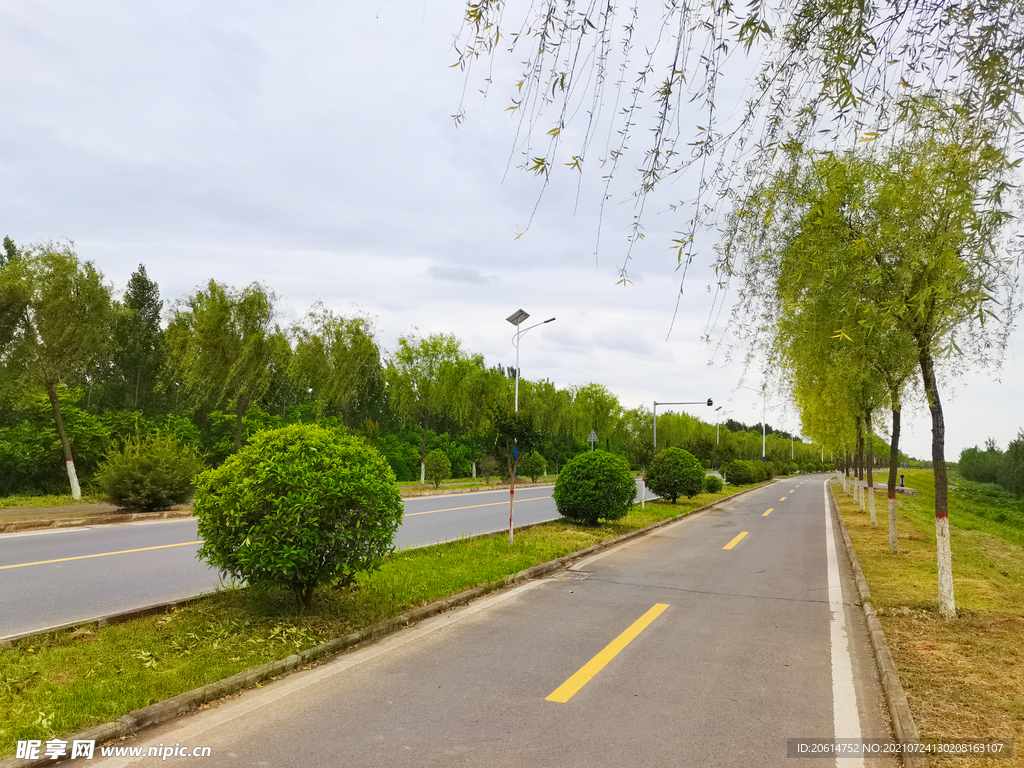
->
[1,1,1020,461]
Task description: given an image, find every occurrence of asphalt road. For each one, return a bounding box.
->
[0,482,643,639]
[92,475,898,768]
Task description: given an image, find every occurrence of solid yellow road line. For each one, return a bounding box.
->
[762,508,774,517]
[0,540,203,570]
[404,496,545,517]
[723,531,749,550]
[546,603,670,703]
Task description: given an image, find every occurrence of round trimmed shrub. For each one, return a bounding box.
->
[704,474,724,494]
[645,447,705,502]
[724,459,756,485]
[518,450,547,482]
[553,450,637,524]
[96,432,205,511]
[424,448,452,488]
[194,424,402,609]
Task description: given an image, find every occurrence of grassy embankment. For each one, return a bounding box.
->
[835,469,1024,767]
[0,482,749,757]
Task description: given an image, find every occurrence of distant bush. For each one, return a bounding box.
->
[194,424,402,609]
[959,445,1004,485]
[424,448,452,488]
[645,447,705,502]
[704,474,724,494]
[724,460,757,485]
[478,455,500,483]
[788,462,799,475]
[518,450,547,482]
[553,450,637,524]
[96,432,205,511]
[763,461,775,480]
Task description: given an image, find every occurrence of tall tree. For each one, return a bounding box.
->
[731,104,1017,618]
[165,281,280,452]
[290,303,382,427]
[104,264,165,414]
[386,333,480,483]
[0,244,111,498]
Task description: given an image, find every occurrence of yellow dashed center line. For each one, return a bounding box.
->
[0,540,203,570]
[723,531,748,550]
[404,496,546,517]
[546,603,670,703]
[780,496,787,501]
[762,508,774,517]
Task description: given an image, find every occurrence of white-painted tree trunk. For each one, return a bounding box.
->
[859,480,866,512]
[936,516,956,618]
[472,461,476,479]
[868,487,877,526]
[66,458,81,501]
[888,497,898,554]
[641,475,646,510]
[420,461,425,484]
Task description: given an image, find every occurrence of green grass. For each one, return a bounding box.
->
[874,468,1024,549]
[835,471,1024,762]
[0,493,105,510]
[0,483,751,756]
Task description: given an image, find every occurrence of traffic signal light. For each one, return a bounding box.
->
[707,398,713,407]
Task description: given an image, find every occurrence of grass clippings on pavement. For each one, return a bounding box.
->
[834,470,1024,767]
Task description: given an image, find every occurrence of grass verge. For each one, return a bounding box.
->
[0,494,106,510]
[0,483,750,757]
[835,469,1024,767]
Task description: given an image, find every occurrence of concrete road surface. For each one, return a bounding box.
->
[92,476,898,767]
[0,482,636,639]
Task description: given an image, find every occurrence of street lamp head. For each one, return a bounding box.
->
[506,309,530,326]
[715,406,722,412]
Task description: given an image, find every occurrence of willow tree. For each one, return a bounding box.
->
[453,0,1023,307]
[387,333,480,483]
[166,281,282,452]
[0,244,111,498]
[290,303,382,427]
[730,102,1017,618]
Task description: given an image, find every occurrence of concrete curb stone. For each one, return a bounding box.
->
[0,478,775,768]
[828,479,928,768]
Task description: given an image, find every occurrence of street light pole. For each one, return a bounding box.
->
[504,310,555,547]
[507,311,555,413]
[715,405,723,445]
[653,399,714,451]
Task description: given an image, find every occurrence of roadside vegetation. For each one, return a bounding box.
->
[0,482,754,758]
[835,468,1024,766]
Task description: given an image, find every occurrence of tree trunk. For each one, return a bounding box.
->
[470,430,476,478]
[866,407,876,526]
[47,384,81,500]
[420,416,429,484]
[920,348,955,618]
[888,398,901,555]
[856,417,865,511]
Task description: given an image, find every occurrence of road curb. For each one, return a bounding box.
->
[827,479,929,768]
[0,478,775,768]
[0,509,195,533]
